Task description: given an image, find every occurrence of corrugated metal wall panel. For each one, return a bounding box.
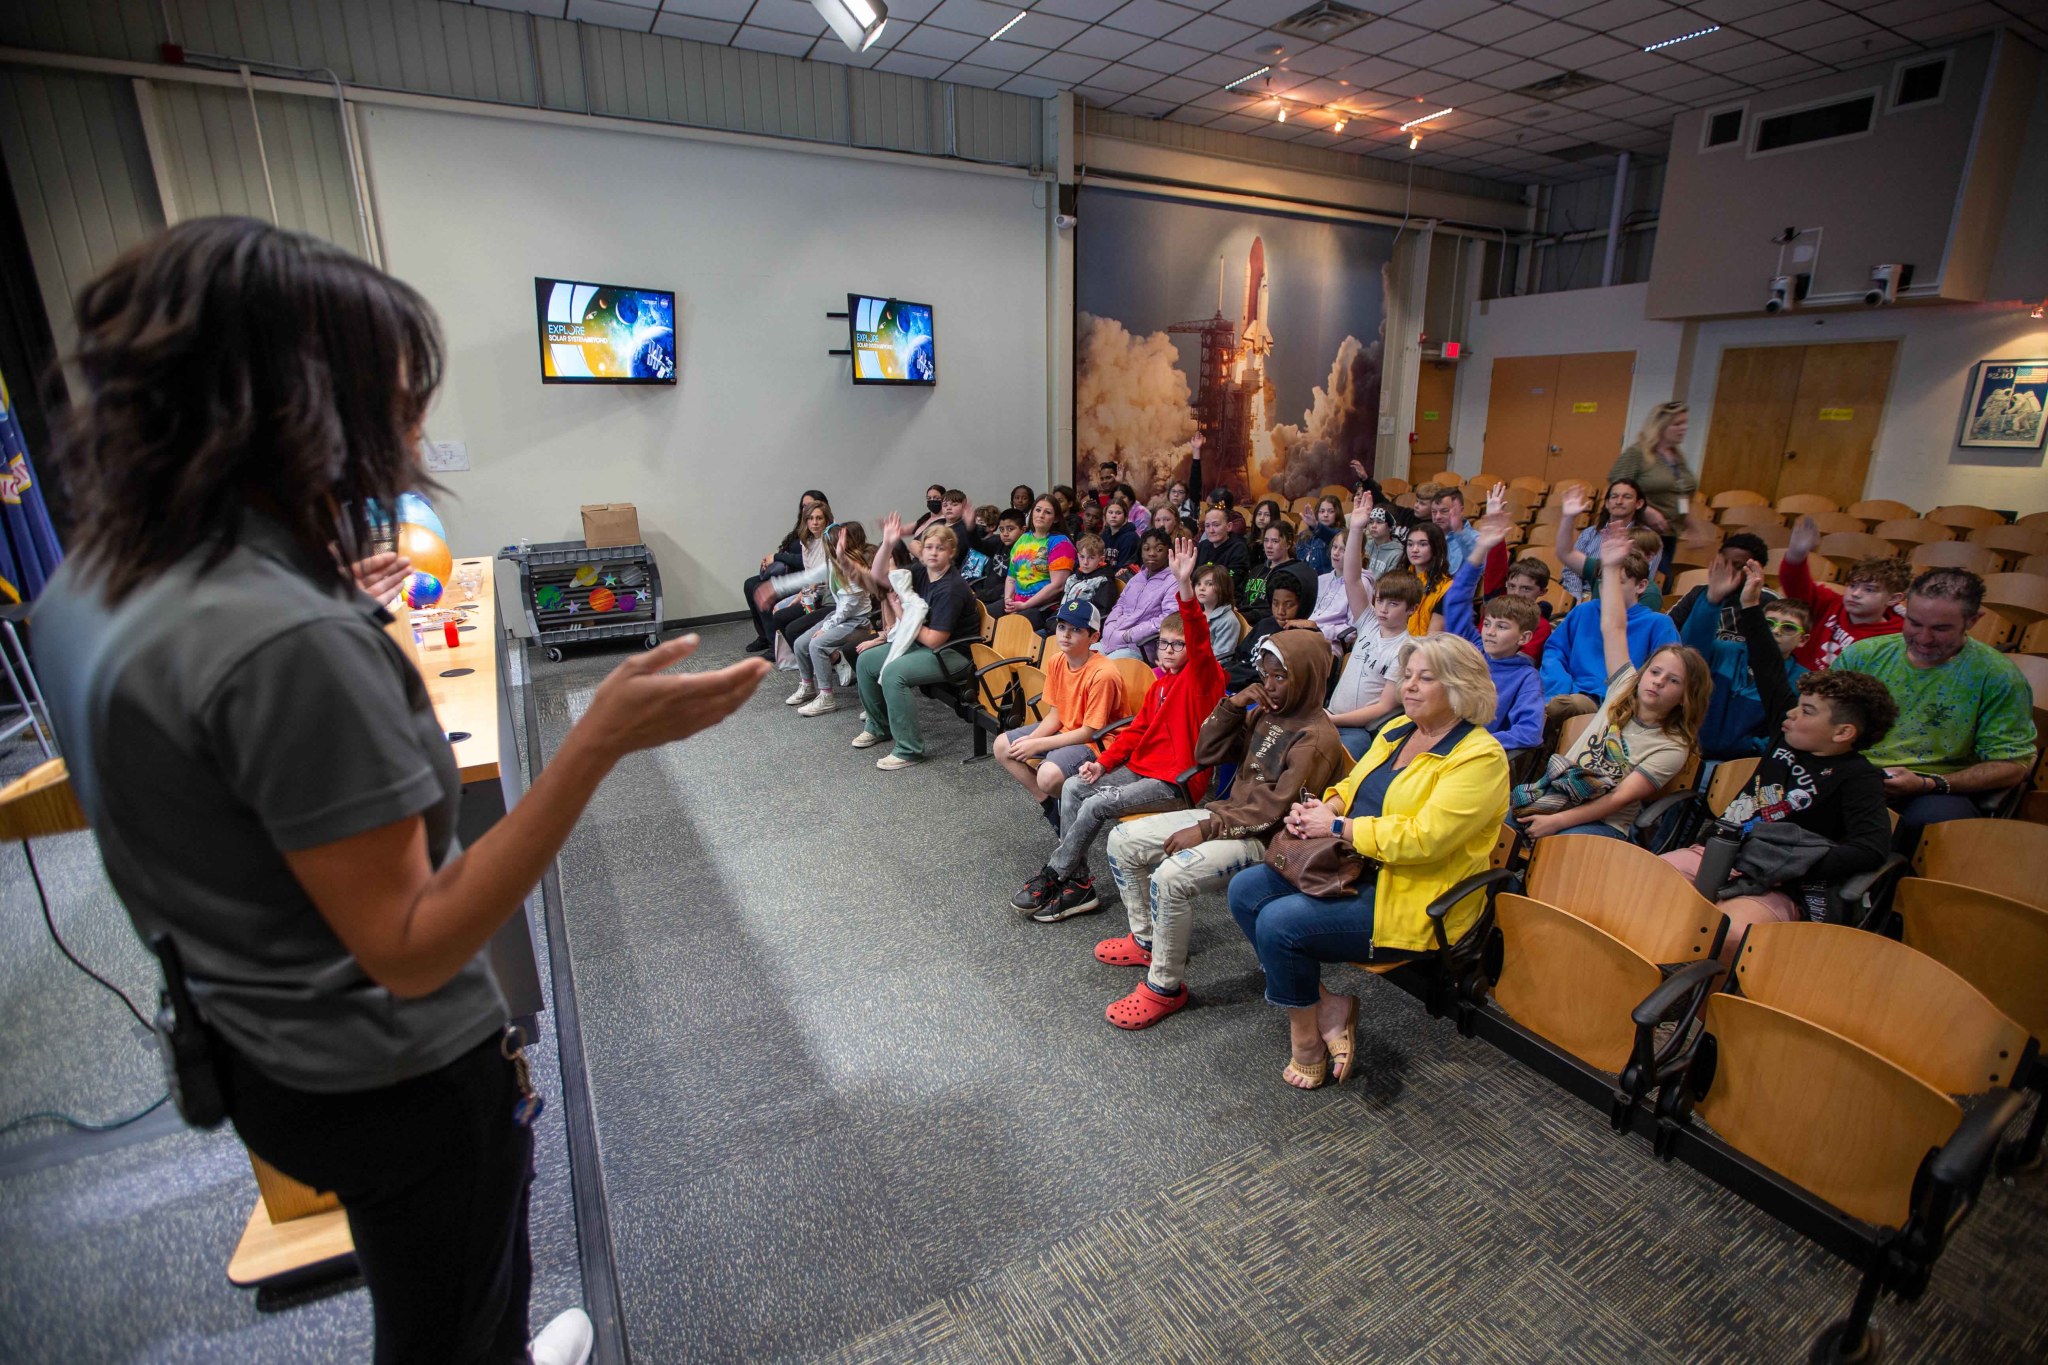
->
[0,69,165,355]
[148,82,365,255]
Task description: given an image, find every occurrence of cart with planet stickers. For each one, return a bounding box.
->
[499,539,665,661]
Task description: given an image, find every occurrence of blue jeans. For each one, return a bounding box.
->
[1889,791,1979,854]
[1227,863,1378,1009]
[1558,821,1628,839]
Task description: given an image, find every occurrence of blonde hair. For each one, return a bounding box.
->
[1604,643,1710,746]
[1397,634,1497,728]
[1633,399,1688,453]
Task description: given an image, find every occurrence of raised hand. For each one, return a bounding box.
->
[1168,535,1199,589]
[1349,458,1371,482]
[880,511,904,545]
[349,551,412,605]
[1599,519,1633,561]
[1705,549,1738,603]
[1347,490,1374,532]
[581,636,770,762]
[1739,558,1766,609]
[1486,484,1507,518]
[1787,514,1820,562]
[1560,486,1591,521]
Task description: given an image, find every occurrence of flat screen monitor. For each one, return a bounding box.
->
[536,278,677,384]
[848,294,936,385]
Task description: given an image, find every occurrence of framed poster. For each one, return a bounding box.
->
[1958,359,2047,449]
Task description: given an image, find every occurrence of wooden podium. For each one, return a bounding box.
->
[2,555,541,1293]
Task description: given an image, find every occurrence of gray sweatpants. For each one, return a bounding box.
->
[795,617,873,688]
[1106,810,1266,993]
[1048,768,1185,878]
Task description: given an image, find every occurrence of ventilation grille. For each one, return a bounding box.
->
[1274,1,1376,42]
[1754,93,1875,152]
[1514,71,1604,99]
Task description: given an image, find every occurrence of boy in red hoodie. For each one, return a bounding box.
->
[1012,538,1227,923]
[1780,516,1910,670]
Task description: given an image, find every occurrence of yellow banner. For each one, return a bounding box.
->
[1571,401,1597,414]
[1819,407,1853,421]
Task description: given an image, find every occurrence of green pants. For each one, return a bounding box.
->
[854,644,968,760]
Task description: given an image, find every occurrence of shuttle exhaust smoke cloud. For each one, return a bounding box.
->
[1261,331,1383,500]
[1076,312,1197,501]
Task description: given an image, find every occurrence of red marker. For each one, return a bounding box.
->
[444,620,460,648]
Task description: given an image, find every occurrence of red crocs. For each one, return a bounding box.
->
[1106,982,1188,1030]
[1094,934,1153,967]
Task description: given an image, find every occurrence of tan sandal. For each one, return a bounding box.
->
[1325,995,1360,1084]
[1282,1051,1329,1090]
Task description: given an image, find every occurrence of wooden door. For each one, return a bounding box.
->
[1701,347,1805,501]
[1414,361,1456,458]
[1482,355,1559,482]
[1776,342,1897,507]
[1546,351,1637,486]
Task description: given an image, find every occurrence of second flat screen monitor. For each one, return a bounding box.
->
[849,295,935,385]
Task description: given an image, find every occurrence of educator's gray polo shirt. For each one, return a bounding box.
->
[34,516,505,1092]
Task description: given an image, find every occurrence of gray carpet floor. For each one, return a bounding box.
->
[0,680,583,1363]
[534,620,2047,1365]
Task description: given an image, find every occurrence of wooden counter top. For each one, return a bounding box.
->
[405,557,503,785]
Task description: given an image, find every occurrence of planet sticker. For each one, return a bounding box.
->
[614,592,637,613]
[535,584,564,610]
[587,586,617,613]
[572,565,600,587]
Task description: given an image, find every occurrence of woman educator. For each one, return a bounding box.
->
[34,217,770,1364]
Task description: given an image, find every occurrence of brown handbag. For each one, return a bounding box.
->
[1263,829,1375,898]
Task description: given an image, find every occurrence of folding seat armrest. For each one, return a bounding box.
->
[1838,854,1909,931]
[1631,791,1703,853]
[1906,1088,2029,1270]
[1627,959,1724,1092]
[1424,868,1520,951]
[973,655,1035,678]
[1093,717,1135,743]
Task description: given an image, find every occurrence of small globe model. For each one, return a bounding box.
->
[403,571,445,609]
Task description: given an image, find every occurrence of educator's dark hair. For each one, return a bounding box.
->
[59,216,444,602]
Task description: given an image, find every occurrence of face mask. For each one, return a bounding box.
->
[926,496,942,513]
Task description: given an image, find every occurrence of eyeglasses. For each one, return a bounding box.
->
[1768,619,1805,635]
[1156,638,1188,652]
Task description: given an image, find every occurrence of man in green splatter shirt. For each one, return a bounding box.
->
[1838,568,2036,851]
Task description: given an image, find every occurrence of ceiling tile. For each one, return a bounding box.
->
[1444,5,1544,44]
[1333,55,1417,86]
[1007,12,1090,46]
[960,36,1051,68]
[1740,53,1825,82]
[897,22,983,56]
[655,0,749,21]
[1002,72,1067,95]
[1270,44,1357,75]
[1570,0,1674,26]
[1209,0,1317,24]
[1127,38,1213,71]
[945,61,1015,84]
[1207,111,1266,131]
[1032,0,1126,17]
[1063,25,1151,58]
[1169,12,1262,47]
[1806,33,1916,66]
[1735,0,1838,37]
[1581,48,1667,81]
[1897,6,2008,39]
[1678,38,1776,73]
[1484,58,1565,89]
[878,47,958,75]
[1662,71,1742,100]
[1084,60,1170,90]
[1139,72,1217,102]
[884,0,947,20]
[476,0,570,16]
[745,0,827,34]
[1285,74,1351,102]
[1861,0,1960,22]
[1326,17,1429,52]
[1542,33,1637,68]
[925,0,1021,35]
[808,39,890,63]
[1430,45,1521,79]
[1687,0,1781,16]
[566,0,657,27]
[1459,89,1535,114]
[1162,103,1217,123]
[1113,93,1180,114]
[1186,85,1253,108]
[1493,20,1592,58]
[736,24,820,53]
[1103,0,1206,35]
[1029,49,1110,80]
[1387,0,1499,24]
[1771,13,1883,48]
[1513,0,1605,14]
[650,13,738,41]
[1383,32,1476,67]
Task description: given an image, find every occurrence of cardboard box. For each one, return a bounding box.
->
[581,502,641,548]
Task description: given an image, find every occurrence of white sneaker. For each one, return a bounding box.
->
[835,658,854,687]
[797,692,839,716]
[851,730,886,749]
[530,1308,594,1365]
[785,682,817,706]
[876,753,920,771]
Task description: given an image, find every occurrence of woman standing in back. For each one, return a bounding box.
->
[33,217,768,1365]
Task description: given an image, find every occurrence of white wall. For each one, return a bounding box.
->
[1687,303,2048,511]
[1449,282,1688,476]
[359,103,1050,623]
[1454,281,2048,512]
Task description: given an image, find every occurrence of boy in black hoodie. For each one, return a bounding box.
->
[1661,561,1897,948]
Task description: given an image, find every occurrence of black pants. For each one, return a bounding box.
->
[775,602,831,647]
[226,1034,534,1365]
[742,572,776,643]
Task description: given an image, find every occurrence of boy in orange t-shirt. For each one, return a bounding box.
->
[994,600,1127,833]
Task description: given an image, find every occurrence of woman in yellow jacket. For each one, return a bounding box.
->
[1227,634,1510,1089]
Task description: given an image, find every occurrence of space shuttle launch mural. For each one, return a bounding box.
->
[1075,188,1395,505]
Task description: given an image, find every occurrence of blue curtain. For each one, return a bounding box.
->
[0,367,62,603]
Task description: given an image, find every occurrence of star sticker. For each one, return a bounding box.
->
[603,573,618,586]
[565,600,580,613]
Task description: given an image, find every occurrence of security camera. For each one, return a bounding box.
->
[1054,213,1077,230]
[1862,262,1911,307]
[1764,273,1810,315]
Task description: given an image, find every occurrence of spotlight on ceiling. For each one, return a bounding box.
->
[1409,133,1421,150]
[810,0,888,52]
[1332,115,1346,133]
[1277,105,1287,122]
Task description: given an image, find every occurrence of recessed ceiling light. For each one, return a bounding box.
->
[989,10,1026,40]
[1408,133,1420,150]
[1256,44,1286,58]
[1644,25,1719,52]
[1399,106,1453,130]
[1223,64,1271,91]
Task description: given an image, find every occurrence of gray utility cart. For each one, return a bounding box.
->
[499,540,665,662]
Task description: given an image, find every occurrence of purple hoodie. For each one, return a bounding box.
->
[1099,566,1179,654]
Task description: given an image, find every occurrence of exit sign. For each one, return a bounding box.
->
[1442,341,1462,359]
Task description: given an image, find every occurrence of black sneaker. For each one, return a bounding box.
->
[745,636,772,655]
[1032,874,1102,923]
[1010,869,1060,916]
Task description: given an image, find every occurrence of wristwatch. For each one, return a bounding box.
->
[1926,773,1950,795]
[1333,817,1347,841]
